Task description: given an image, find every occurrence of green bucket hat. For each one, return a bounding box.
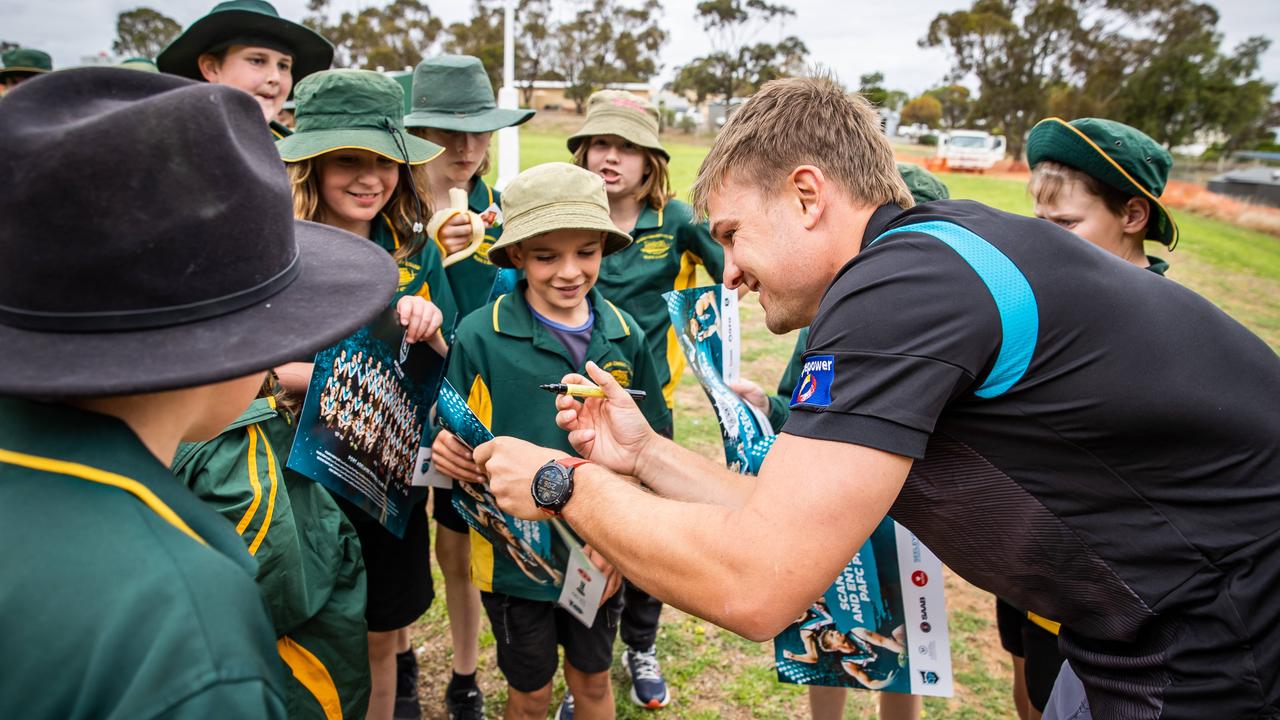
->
[118,57,159,73]
[156,0,333,83]
[1026,117,1178,248]
[404,55,534,133]
[276,69,443,164]
[488,163,633,268]
[1,48,53,80]
[567,90,668,160]
[897,163,950,204]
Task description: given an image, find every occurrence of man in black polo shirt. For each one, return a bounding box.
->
[470,75,1280,720]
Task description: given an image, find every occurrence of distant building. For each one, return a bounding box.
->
[1208,166,1280,208]
[517,80,653,111]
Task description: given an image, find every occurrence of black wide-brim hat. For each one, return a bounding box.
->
[157,0,334,83]
[0,68,396,397]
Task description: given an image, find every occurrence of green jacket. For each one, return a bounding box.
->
[594,198,724,409]
[439,177,506,319]
[370,212,459,337]
[445,283,670,600]
[0,397,287,719]
[173,397,371,720]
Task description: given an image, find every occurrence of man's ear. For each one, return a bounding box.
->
[789,166,826,231]
[1122,196,1152,237]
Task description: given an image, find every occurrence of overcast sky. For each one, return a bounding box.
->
[3,0,1278,96]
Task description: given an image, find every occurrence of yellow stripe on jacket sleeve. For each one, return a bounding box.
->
[247,425,279,556]
[0,448,207,546]
[277,636,343,720]
[465,373,495,591]
[1027,611,1062,636]
[235,426,265,536]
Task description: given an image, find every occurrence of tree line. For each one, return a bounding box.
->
[98,0,1276,155]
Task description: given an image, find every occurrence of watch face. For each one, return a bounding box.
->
[533,464,567,506]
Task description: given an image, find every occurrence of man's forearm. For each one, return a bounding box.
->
[634,433,756,507]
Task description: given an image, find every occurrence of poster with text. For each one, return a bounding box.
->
[287,307,445,538]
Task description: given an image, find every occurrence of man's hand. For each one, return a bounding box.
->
[554,361,658,477]
[472,436,566,520]
[727,378,769,413]
[431,430,483,482]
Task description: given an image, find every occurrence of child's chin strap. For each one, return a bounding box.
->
[382,118,426,237]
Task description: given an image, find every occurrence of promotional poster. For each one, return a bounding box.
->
[436,379,568,591]
[774,519,954,696]
[287,307,445,538]
[664,285,776,474]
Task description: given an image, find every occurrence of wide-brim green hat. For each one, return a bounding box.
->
[404,55,534,133]
[488,162,632,268]
[567,90,668,160]
[276,69,442,164]
[0,48,53,80]
[156,0,333,83]
[896,163,950,204]
[1026,117,1178,248]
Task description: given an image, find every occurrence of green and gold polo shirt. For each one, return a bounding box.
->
[0,397,287,719]
[173,397,371,720]
[370,212,459,337]
[594,198,725,410]
[437,176,505,319]
[445,283,670,600]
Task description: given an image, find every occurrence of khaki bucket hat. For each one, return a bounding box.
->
[567,90,668,160]
[487,163,632,268]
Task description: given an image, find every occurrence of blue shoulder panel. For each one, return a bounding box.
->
[870,220,1038,398]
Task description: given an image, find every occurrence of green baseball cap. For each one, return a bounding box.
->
[896,163,950,204]
[1026,117,1178,248]
[276,69,442,164]
[156,0,333,83]
[488,162,633,268]
[567,90,668,160]
[404,55,534,133]
[1,48,53,80]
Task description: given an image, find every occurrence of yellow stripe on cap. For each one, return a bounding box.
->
[0,448,207,546]
[1040,117,1179,249]
[278,636,343,720]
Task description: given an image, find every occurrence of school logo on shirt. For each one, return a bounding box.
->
[397,261,421,292]
[602,360,633,388]
[636,233,673,260]
[471,236,495,266]
[790,355,834,407]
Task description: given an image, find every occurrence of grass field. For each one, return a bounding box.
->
[412,129,1280,719]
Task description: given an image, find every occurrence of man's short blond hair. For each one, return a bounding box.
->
[691,75,914,216]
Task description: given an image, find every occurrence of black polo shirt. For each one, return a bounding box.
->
[784,201,1280,719]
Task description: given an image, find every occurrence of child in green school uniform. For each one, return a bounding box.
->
[0,67,395,720]
[277,68,455,720]
[568,89,724,708]
[431,162,671,720]
[171,378,372,720]
[403,54,535,719]
[157,0,333,138]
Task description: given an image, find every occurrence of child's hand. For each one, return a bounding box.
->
[582,544,623,603]
[438,213,476,254]
[727,378,769,413]
[396,295,443,344]
[431,430,483,482]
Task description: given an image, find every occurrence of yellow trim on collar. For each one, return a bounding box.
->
[0,448,207,546]
[492,293,506,333]
[603,300,630,336]
[1041,117,1179,249]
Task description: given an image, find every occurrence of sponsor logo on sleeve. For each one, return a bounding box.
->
[790,354,835,408]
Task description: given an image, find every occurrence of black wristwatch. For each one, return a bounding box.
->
[531,457,589,517]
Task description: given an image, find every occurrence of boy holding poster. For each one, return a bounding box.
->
[431,163,669,720]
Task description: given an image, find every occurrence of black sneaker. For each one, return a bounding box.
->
[445,686,485,720]
[393,650,421,720]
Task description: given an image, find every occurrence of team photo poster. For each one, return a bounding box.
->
[287,306,445,538]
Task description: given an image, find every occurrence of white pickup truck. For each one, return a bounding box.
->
[937,130,1007,171]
